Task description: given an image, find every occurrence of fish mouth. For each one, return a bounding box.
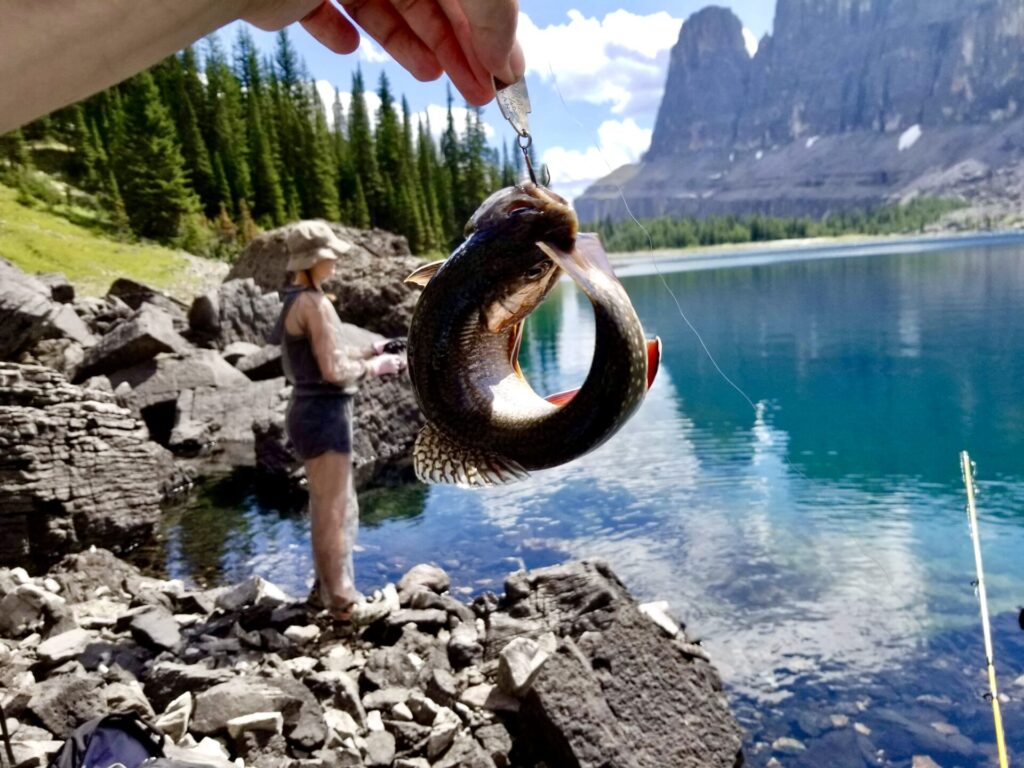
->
[466,183,577,247]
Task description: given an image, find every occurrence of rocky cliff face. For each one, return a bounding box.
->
[577,0,1024,222]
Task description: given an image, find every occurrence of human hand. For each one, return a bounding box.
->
[241,1,524,106]
[365,353,407,377]
[373,337,408,355]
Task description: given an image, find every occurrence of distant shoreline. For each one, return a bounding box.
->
[606,229,1024,276]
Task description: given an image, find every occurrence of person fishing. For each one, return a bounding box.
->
[275,221,407,619]
[0,0,524,134]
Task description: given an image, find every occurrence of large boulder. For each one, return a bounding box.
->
[500,561,744,768]
[73,295,133,337]
[170,377,290,466]
[0,363,181,570]
[107,277,189,331]
[0,258,95,361]
[108,348,249,412]
[187,278,282,349]
[228,222,422,337]
[75,305,191,382]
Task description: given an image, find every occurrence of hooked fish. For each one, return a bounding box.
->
[404,182,661,487]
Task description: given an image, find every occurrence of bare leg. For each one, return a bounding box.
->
[305,450,359,617]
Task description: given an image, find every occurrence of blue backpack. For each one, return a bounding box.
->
[46,713,218,768]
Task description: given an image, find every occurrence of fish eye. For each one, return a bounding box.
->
[525,262,550,280]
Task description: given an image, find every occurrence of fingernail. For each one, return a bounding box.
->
[508,41,526,81]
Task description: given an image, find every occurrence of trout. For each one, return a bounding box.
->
[405,182,660,487]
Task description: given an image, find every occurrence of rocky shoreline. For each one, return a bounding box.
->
[0,222,424,569]
[0,219,746,766]
[0,551,743,768]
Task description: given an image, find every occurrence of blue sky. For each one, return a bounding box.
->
[219,2,775,200]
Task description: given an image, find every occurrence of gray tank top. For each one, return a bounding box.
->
[274,286,352,396]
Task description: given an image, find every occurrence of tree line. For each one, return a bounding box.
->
[587,197,966,253]
[0,29,528,258]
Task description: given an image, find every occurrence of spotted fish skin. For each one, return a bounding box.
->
[406,183,659,486]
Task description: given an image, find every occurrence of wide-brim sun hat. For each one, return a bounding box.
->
[285,220,353,272]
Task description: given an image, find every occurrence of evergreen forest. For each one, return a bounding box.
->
[0,29,525,259]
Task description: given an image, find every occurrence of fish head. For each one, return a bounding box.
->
[464,184,578,333]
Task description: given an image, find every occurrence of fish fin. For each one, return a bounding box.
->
[646,337,662,390]
[414,424,529,487]
[405,259,446,286]
[544,388,579,406]
[536,233,619,294]
[575,232,618,278]
[509,321,525,380]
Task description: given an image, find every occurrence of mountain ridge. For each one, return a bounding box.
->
[576,0,1024,223]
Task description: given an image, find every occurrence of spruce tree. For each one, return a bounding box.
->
[461,105,490,221]
[501,140,516,186]
[178,90,218,216]
[348,69,383,225]
[274,30,302,93]
[375,73,403,231]
[55,105,99,192]
[181,47,209,140]
[117,72,197,239]
[350,175,371,229]
[416,117,445,250]
[205,36,252,214]
[440,86,462,240]
[305,98,340,220]
[247,95,286,226]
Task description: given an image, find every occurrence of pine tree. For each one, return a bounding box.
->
[65,105,96,185]
[247,95,286,225]
[350,175,371,229]
[274,30,302,93]
[348,69,383,225]
[440,86,462,241]
[178,89,218,216]
[117,72,197,239]
[375,73,403,231]
[83,119,110,192]
[305,96,340,220]
[501,140,516,187]
[461,105,490,221]
[103,168,132,235]
[205,35,252,214]
[181,47,209,140]
[1,128,31,167]
[416,117,445,250]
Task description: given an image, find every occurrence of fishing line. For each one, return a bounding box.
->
[542,63,902,597]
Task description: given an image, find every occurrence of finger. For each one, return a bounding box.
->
[459,0,521,84]
[434,0,494,104]
[337,0,443,81]
[380,0,490,104]
[300,2,362,54]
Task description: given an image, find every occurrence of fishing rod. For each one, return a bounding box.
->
[959,450,1010,768]
[0,700,14,767]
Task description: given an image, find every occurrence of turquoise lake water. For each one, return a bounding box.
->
[155,234,1024,766]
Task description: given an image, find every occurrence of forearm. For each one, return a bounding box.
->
[0,0,248,133]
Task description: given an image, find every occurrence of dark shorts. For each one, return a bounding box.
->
[286,393,353,460]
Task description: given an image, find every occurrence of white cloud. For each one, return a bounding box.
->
[314,81,495,141]
[518,10,682,118]
[417,105,495,141]
[541,118,652,201]
[358,37,388,64]
[315,79,382,129]
[742,27,759,57]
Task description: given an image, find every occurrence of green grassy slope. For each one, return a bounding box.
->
[0,183,225,301]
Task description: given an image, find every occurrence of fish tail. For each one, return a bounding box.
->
[414,424,529,487]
